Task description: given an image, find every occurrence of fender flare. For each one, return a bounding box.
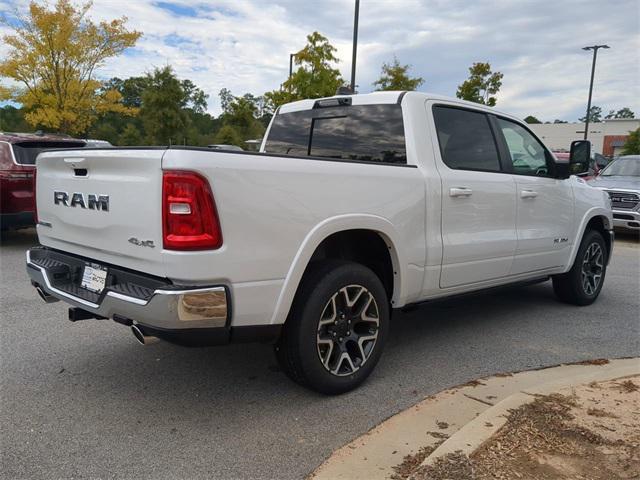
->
[565,207,613,271]
[268,214,408,325]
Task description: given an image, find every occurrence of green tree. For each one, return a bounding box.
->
[579,106,602,123]
[217,90,265,144]
[103,76,149,108]
[139,66,190,145]
[0,105,30,131]
[621,127,640,155]
[264,32,344,112]
[524,115,541,124]
[605,107,635,119]
[456,62,503,106]
[213,124,243,146]
[0,0,141,135]
[90,122,118,144]
[118,123,143,146]
[373,56,424,91]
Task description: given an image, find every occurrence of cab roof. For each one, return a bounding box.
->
[278,91,523,123]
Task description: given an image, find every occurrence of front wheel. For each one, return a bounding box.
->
[552,230,608,306]
[275,260,390,395]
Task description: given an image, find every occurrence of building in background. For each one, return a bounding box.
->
[530,118,640,156]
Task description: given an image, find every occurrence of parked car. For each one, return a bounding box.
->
[588,155,640,233]
[553,150,609,180]
[83,139,112,148]
[0,133,85,231]
[207,144,243,151]
[26,92,612,394]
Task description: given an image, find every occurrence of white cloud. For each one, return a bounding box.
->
[1,0,638,120]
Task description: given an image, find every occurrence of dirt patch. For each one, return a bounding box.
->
[570,358,610,366]
[461,379,486,387]
[390,442,444,480]
[410,376,640,480]
[616,379,639,393]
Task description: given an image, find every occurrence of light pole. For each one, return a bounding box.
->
[350,0,360,93]
[582,44,609,140]
[289,53,296,81]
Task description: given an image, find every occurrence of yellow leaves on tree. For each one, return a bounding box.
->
[0,0,141,135]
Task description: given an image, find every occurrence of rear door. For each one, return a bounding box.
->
[35,148,167,276]
[431,105,517,288]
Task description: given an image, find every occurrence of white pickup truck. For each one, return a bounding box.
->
[27,91,613,394]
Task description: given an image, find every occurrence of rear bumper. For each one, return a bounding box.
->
[0,211,35,230]
[612,209,640,231]
[25,246,283,346]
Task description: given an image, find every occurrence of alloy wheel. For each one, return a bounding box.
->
[581,242,604,296]
[316,285,380,377]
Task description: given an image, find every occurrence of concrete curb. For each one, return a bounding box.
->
[311,358,640,480]
[421,359,640,466]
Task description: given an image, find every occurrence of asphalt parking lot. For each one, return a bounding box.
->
[1,229,638,480]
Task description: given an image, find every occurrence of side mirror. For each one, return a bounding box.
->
[569,140,591,175]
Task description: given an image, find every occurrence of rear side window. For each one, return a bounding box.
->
[265,104,406,164]
[432,106,501,172]
[12,141,86,165]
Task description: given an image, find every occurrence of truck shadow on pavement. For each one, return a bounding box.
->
[3,227,638,480]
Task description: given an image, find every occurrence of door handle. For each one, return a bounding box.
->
[449,187,473,197]
[520,190,538,199]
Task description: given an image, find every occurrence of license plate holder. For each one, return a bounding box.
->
[81,263,108,293]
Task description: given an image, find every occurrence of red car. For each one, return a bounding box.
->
[0,133,85,231]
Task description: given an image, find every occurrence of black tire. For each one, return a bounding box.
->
[275,260,390,395]
[552,229,608,306]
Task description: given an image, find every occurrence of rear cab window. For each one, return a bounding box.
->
[432,105,501,172]
[264,103,407,165]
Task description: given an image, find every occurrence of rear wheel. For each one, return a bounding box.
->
[552,229,607,306]
[275,260,389,395]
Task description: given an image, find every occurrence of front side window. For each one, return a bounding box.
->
[264,104,407,164]
[496,118,551,176]
[432,106,501,172]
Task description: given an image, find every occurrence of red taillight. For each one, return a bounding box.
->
[162,171,222,250]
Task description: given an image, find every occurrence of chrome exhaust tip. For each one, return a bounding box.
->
[35,284,59,304]
[131,324,159,345]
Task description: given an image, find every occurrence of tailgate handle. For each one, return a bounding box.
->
[64,158,86,168]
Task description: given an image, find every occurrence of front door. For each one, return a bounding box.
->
[432,105,517,288]
[493,117,574,274]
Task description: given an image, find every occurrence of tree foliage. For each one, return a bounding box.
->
[621,127,640,155]
[215,90,266,146]
[139,66,191,145]
[524,115,541,124]
[456,62,503,106]
[579,106,602,123]
[264,32,344,112]
[118,123,143,146]
[0,0,141,135]
[605,107,635,119]
[373,56,424,91]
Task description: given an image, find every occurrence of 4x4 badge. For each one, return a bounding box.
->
[128,237,155,248]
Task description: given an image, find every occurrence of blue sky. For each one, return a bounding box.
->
[1,0,638,120]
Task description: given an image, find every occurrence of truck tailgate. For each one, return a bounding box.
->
[35,148,167,277]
